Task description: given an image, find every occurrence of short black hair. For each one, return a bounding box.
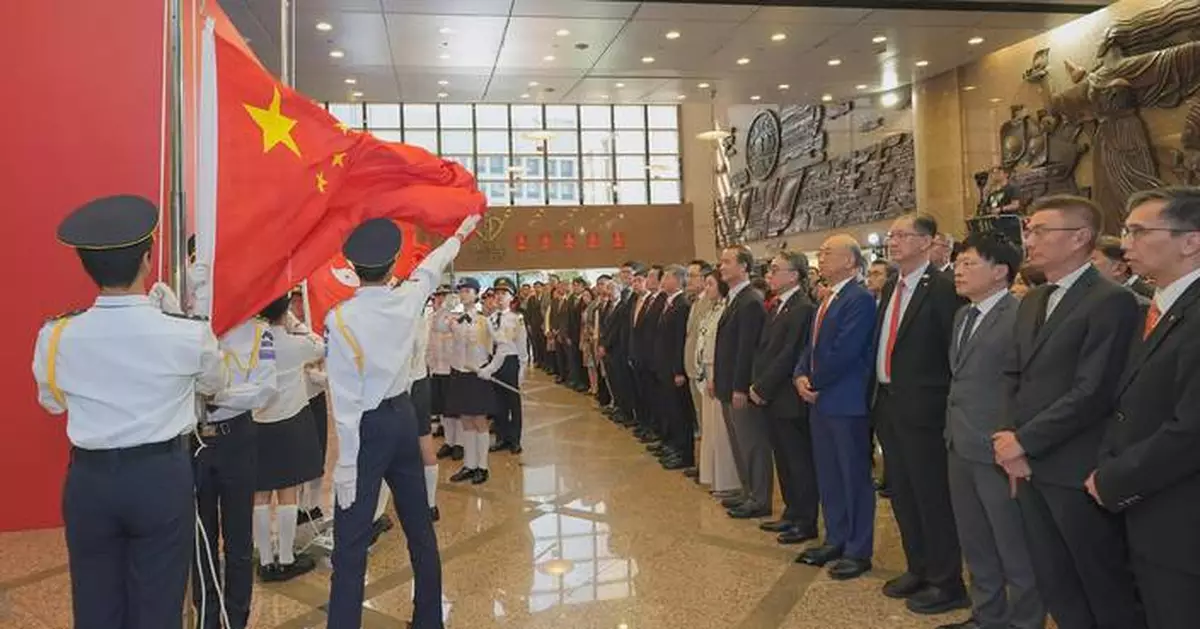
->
[1028,194,1102,247]
[648,264,664,281]
[1127,186,1200,232]
[572,277,588,286]
[724,245,755,274]
[1094,235,1125,263]
[534,281,545,286]
[705,269,729,298]
[907,213,938,237]
[962,231,1022,284]
[750,275,769,295]
[259,294,291,323]
[77,240,151,289]
[689,259,713,275]
[354,262,394,283]
[597,274,613,282]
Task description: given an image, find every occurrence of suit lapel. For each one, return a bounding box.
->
[1118,280,1200,393]
[717,288,745,328]
[1027,267,1097,365]
[895,270,933,343]
[956,296,1013,369]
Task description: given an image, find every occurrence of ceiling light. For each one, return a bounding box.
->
[963,85,976,91]
[344,78,357,85]
[329,50,345,59]
[438,92,449,98]
[698,82,711,89]
[916,60,930,67]
[316,22,332,32]
[438,27,452,34]
[827,58,841,66]
[437,80,449,86]
[543,55,556,61]
[615,82,626,88]
[439,53,450,60]
[520,93,531,99]
[990,97,1002,103]
[856,84,868,90]
[750,95,761,101]
[822,94,833,102]
[737,57,750,65]
[771,33,787,42]
[881,92,900,107]
[778,84,790,90]
[351,91,363,98]
[872,35,887,44]
[696,129,731,141]
[600,94,610,99]
[528,81,540,87]
[968,36,985,45]
[556,28,570,37]
[666,31,681,40]
[641,56,655,63]
[676,94,686,100]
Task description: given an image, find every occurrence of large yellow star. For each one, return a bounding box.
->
[316,171,328,193]
[243,87,301,157]
[332,152,346,167]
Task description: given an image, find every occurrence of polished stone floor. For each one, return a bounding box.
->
[0,372,975,628]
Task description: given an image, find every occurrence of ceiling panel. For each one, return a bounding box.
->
[384,14,508,70]
[378,0,514,16]
[632,3,758,22]
[495,17,627,71]
[591,19,740,73]
[749,6,871,26]
[512,0,637,19]
[293,11,393,67]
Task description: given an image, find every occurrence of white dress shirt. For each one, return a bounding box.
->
[958,288,1009,347]
[727,279,752,303]
[1045,261,1093,320]
[876,262,930,383]
[32,294,227,449]
[255,325,325,423]
[210,319,279,422]
[427,306,454,376]
[325,237,461,470]
[1152,267,1200,315]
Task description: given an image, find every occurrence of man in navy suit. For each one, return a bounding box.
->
[793,234,877,580]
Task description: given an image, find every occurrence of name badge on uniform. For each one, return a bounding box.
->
[259,329,276,361]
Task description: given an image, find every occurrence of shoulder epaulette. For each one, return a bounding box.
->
[163,312,210,322]
[45,309,86,323]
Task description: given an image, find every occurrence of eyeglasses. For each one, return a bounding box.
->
[1022,225,1085,239]
[885,231,925,241]
[1121,226,1199,240]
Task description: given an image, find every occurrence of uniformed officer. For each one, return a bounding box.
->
[487,277,528,454]
[446,277,499,484]
[32,195,227,629]
[325,215,478,629]
[403,280,442,522]
[194,312,279,629]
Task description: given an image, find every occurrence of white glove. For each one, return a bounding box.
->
[518,364,527,385]
[333,464,357,509]
[455,214,482,239]
[148,282,182,314]
[477,365,497,381]
[285,311,311,335]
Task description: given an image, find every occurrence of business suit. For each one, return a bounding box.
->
[946,293,1044,629]
[523,295,545,369]
[550,296,568,379]
[713,282,770,511]
[565,293,586,389]
[601,289,637,424]
[752,287,818,531]
[654,292,695,466]
[630,291,667,435]
[872,264,966,595]
[1096,277,1200,629]
[1126,275,1155,300]
[1003,265,1142,629]
[793,280,877,562]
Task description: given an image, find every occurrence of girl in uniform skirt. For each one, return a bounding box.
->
[446,277,498,484]
[288,290,330,524]
[252,296,325,581]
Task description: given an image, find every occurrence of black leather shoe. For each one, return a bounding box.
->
[451,446,464,461]
[905,586,971,615]
[369,515,394,546]
[796,544,842,566]
[683,467,699,479]
[646,443,666,454]
[721,496,747,509]
[638,434,658,444]
[449,467,475,483]
[489,440,511,453]
[882,572,926,599]
[436,444,454,459]
[935,619,980,629]
[471,469,490,485]
[727,505,771,519]
[430,506,440,522]
[297,507,323,525]
[828,557,872,580]
[777,528,818,545]
[509,445,523,455]
[758,519,794,533]
[662,458,689,471]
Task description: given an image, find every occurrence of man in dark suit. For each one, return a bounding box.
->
[943,233,1044,629]
[1092,234,1155,302]
[752,251,819,544]
[651,264,695,471]
[549,284,569,382]
[714,245,772,519]
[994,195,1143,629]
[1093,187,1200,629]
[629,266,666,442]
[523,283,546,369]
[793,234,877,579]
[871,213,968,614]
[566,278,589,392]
[600,262,640,427]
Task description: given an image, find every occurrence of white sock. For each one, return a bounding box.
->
[424,465,438,507]
[462,429,477,468]
[476,432,491,471]
[303,477,324,512]
[276,505,299,565]
[253,505,273,566]
[445,417,459,446]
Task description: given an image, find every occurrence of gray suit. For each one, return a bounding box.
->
[946,293,1045,629]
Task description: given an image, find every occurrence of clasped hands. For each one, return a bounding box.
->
[992,431,1031,498]
[793,376,818,404]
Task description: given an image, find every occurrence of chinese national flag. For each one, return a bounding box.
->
[195,19,485,334]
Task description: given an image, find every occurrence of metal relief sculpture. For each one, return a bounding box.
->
[746,110,783,181]
[1172,99,1200,183]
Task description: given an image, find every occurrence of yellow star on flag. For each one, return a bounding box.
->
[336,122,353,135]
[316,171,328,193]
[332,152,347,167]
[244,87,301,157]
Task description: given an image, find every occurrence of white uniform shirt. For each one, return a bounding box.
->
[255,325,325,423]
[427,306,454,376]
[450,307,496,373]
[32,294,227,449]
[483,309,525,372]
[400,308,433,391]
[325,237,461,469]
[209,319,279,422]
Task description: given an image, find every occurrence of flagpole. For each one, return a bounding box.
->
[168,0,188,303]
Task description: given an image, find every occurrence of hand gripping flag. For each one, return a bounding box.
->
[193,18,484,334]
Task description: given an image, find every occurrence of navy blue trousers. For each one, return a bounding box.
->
[810,411,875,560]
[328,396,443,629]
[64,438,193,629]
[492,356,523,447]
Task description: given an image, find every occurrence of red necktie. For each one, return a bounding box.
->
[1143,301,1161,340]
[813,296,832,344]
[884,279,906,380]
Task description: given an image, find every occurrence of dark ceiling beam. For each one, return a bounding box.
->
[620,0,1107,14]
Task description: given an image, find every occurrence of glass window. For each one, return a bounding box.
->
[546,132,578,154]
[514,182,546,206]
[476,130,508,154]
[616,155,646,179]
[548,181,580,205]
[547,157,578,179]
[475,104,508,128]
[648,155,680,179]
[477,155,510,178]
[439,104,472,129]
[651,180,681,204]
[512,131,545,154]
[613,106,645,129]
[647,105,678,129]
[581,131,613,155]
[440,130,473,154]
[444,155,474,173]
[614,130,646,154]
[580,106,612,129]
[649,130,679,153]
[511,105,543,129]
[366,104,401,128]
[515,156,543,178]
[328,103,363,128]
[545,105,577,129]
[582,155,613,179]
[583,181,614,205]
[403,104,437,128]
[404,130,438,153]
[482,181,510,206]
[616,180,648,205]
[370,129,404,143]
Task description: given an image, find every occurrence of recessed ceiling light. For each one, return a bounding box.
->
[676,94,686,99]
[778,84,790,90]
[439,53,450,60]
[543,55,556,62]
[344,78,357,85]
[316,22,332,32]
[963,85,977,91]
[737,57,750,65]
[666,31,681,40]
[600,94,610,99]
[528,81,540,87]
[351,91,363,98]
[438,27,452,34]
[881,92,900,107]
[968,36,985,45]
[771,33,787,42]
[329,50,345,59]
[872,35,887,43]
[750,95,761,101]
[556,28,571,37]
[856,84,868,90]
[521,93,531,99]
[989,97,1002,103]
[827,58,842,66]
[615,82,626,88]
[698,82,711,89]
[438,92,449,98]
[916,60,930,67]
[642,56,655,63]
[822,94,833,102]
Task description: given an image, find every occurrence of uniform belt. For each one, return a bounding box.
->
[71,435,189,463]
[197,412,251,438]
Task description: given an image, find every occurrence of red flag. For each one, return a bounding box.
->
[195,20,485,334]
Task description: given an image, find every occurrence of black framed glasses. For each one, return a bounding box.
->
[1121,226,1200,239]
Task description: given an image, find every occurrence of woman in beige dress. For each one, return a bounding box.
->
[694,272,741,496]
